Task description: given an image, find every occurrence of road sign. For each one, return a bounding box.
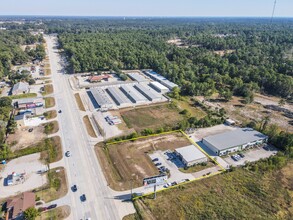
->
[143,174,167,188]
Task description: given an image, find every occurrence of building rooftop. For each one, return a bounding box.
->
[89,88,113,107]
[175,145,207,163]
[134,84,161,101]
[203,128,268,151]
[88,74,111,82]
[128,72,148,82]
[150,81,169,91]
[160,80,178,89]
[6,192,35,219]
[12,82,29,93]
[120,84,148,103]
[106,86,131,105]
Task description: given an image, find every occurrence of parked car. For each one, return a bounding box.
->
[155,163,162,166]
[163,183,171,188]
[152,158,159,162]
[28,128,33,132]
[65,151,71,157]
[239,153,245,158]
[80,194,87,202]
[72,184,77,192]
[58,110,62,113]
[47,204,57,210]
[171,181,177,186]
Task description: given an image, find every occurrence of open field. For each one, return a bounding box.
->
[44,97,55,108]
[44,110,57,119]
[35,167,67,203]
[173,97,206,119]
[83,115,97,138]
[37,205,71,220]
[133,163,293,220]
[10,93,37,99]
[95,132,191,191]
[120,104,183,133]
[43,121,59,135]
[42,84,54,95]
[40,136,62,163]
[74,93,86,111]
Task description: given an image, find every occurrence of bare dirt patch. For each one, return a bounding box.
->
[74,93,86,111]
[83,115,97,138]
[95,132,191,191]
[213,49,235,56]
[7,126,46,152]
[37,205,71,220]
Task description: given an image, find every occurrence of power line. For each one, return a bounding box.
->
[270,0,277,25]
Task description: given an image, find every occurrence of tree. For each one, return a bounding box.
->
[23,207,39,220]
[0,97,12,107]
[170,87,181,99]
[278,98,286,107]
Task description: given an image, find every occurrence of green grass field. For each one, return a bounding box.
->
[133,163,293,220]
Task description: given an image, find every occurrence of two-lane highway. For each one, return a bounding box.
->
[45,35,124,220]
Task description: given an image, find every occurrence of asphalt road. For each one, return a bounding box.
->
[45,35,134,220]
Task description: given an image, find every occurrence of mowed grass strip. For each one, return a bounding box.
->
[83,115,97,138]
[35,167,68,203]
[43,121,59,135]
[36,205,70,220]
[43,110,57,119]
[10,93,37,99]
[74,93,86,111]
[44,97,55,108]
[120,104,183,132]
[42,84,54,96]
[134,163,293,220]
[95,132,191,191]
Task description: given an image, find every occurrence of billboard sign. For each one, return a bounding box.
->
[143,174,167,188]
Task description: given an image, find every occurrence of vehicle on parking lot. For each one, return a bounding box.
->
[152,158,159,162]
[155,163,162,166]
[28,128,33,132]
[65,151,71,157]
[72,184,77,192]
[239,153,245,158]
[80,194,87,202]
[231,154,241,161]
[171,181,177,186]
[47,204,57,210]
[163,183,172,188]
[263,146,269,151]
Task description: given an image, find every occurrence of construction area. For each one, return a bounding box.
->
[84,70,177,111]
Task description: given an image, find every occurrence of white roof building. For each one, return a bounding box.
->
[175,145,208,167]
[11,82,29,95]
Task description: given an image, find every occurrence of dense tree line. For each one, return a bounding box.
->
[57,18,293,100]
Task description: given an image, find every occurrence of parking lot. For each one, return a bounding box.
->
[223,144,278,166]
[0,153,48,199]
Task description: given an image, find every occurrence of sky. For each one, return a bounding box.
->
[0,0,292,17]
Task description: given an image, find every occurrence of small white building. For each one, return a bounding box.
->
[175,145,208,167]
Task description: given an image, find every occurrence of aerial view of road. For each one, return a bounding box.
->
[45,35,134,220]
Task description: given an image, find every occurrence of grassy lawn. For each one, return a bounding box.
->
[173,96,207,119]
[120,104,183,133]
[44,110,57,119]
[134,163,293,220]
[83,115,97,138]
[44,97,55,108]
[74,93,86,111]
[42,84,54,96]
[40,136,63,163]
[10,93,37,99]
[43,121,59,135]
[36,205,70,220]
[179,161,215,173]
[95,132,191,191]
[35,167,67,203]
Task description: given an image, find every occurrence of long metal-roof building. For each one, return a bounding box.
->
[134,84,162,102]
[106,86,131,107]
[202,128,268,156]
[144,71,178,90]
[149,81,169,93]
[120,85,148,104]
[89,88,114,109]
[128,72,148,82]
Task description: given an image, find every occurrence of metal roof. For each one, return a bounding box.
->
[12,82,29,93]
[134,84,161,101]
[160,80,178,90]
[128,72,148,82]
[106,86,131,105]
[175,145,207,163]
[150,81,169,91]
[89,88,113,107]
[203,128,268,151]
[120,85,148,103]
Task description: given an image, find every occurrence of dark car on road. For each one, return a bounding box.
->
[72,184,77,192]
[58,110,62,113]
[47,204,57,210]
[80,194,86,202]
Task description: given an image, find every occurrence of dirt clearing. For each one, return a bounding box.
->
[95,132,191,191]
[37,205,71,220]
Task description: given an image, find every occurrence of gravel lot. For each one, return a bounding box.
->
[0,153,48,199]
